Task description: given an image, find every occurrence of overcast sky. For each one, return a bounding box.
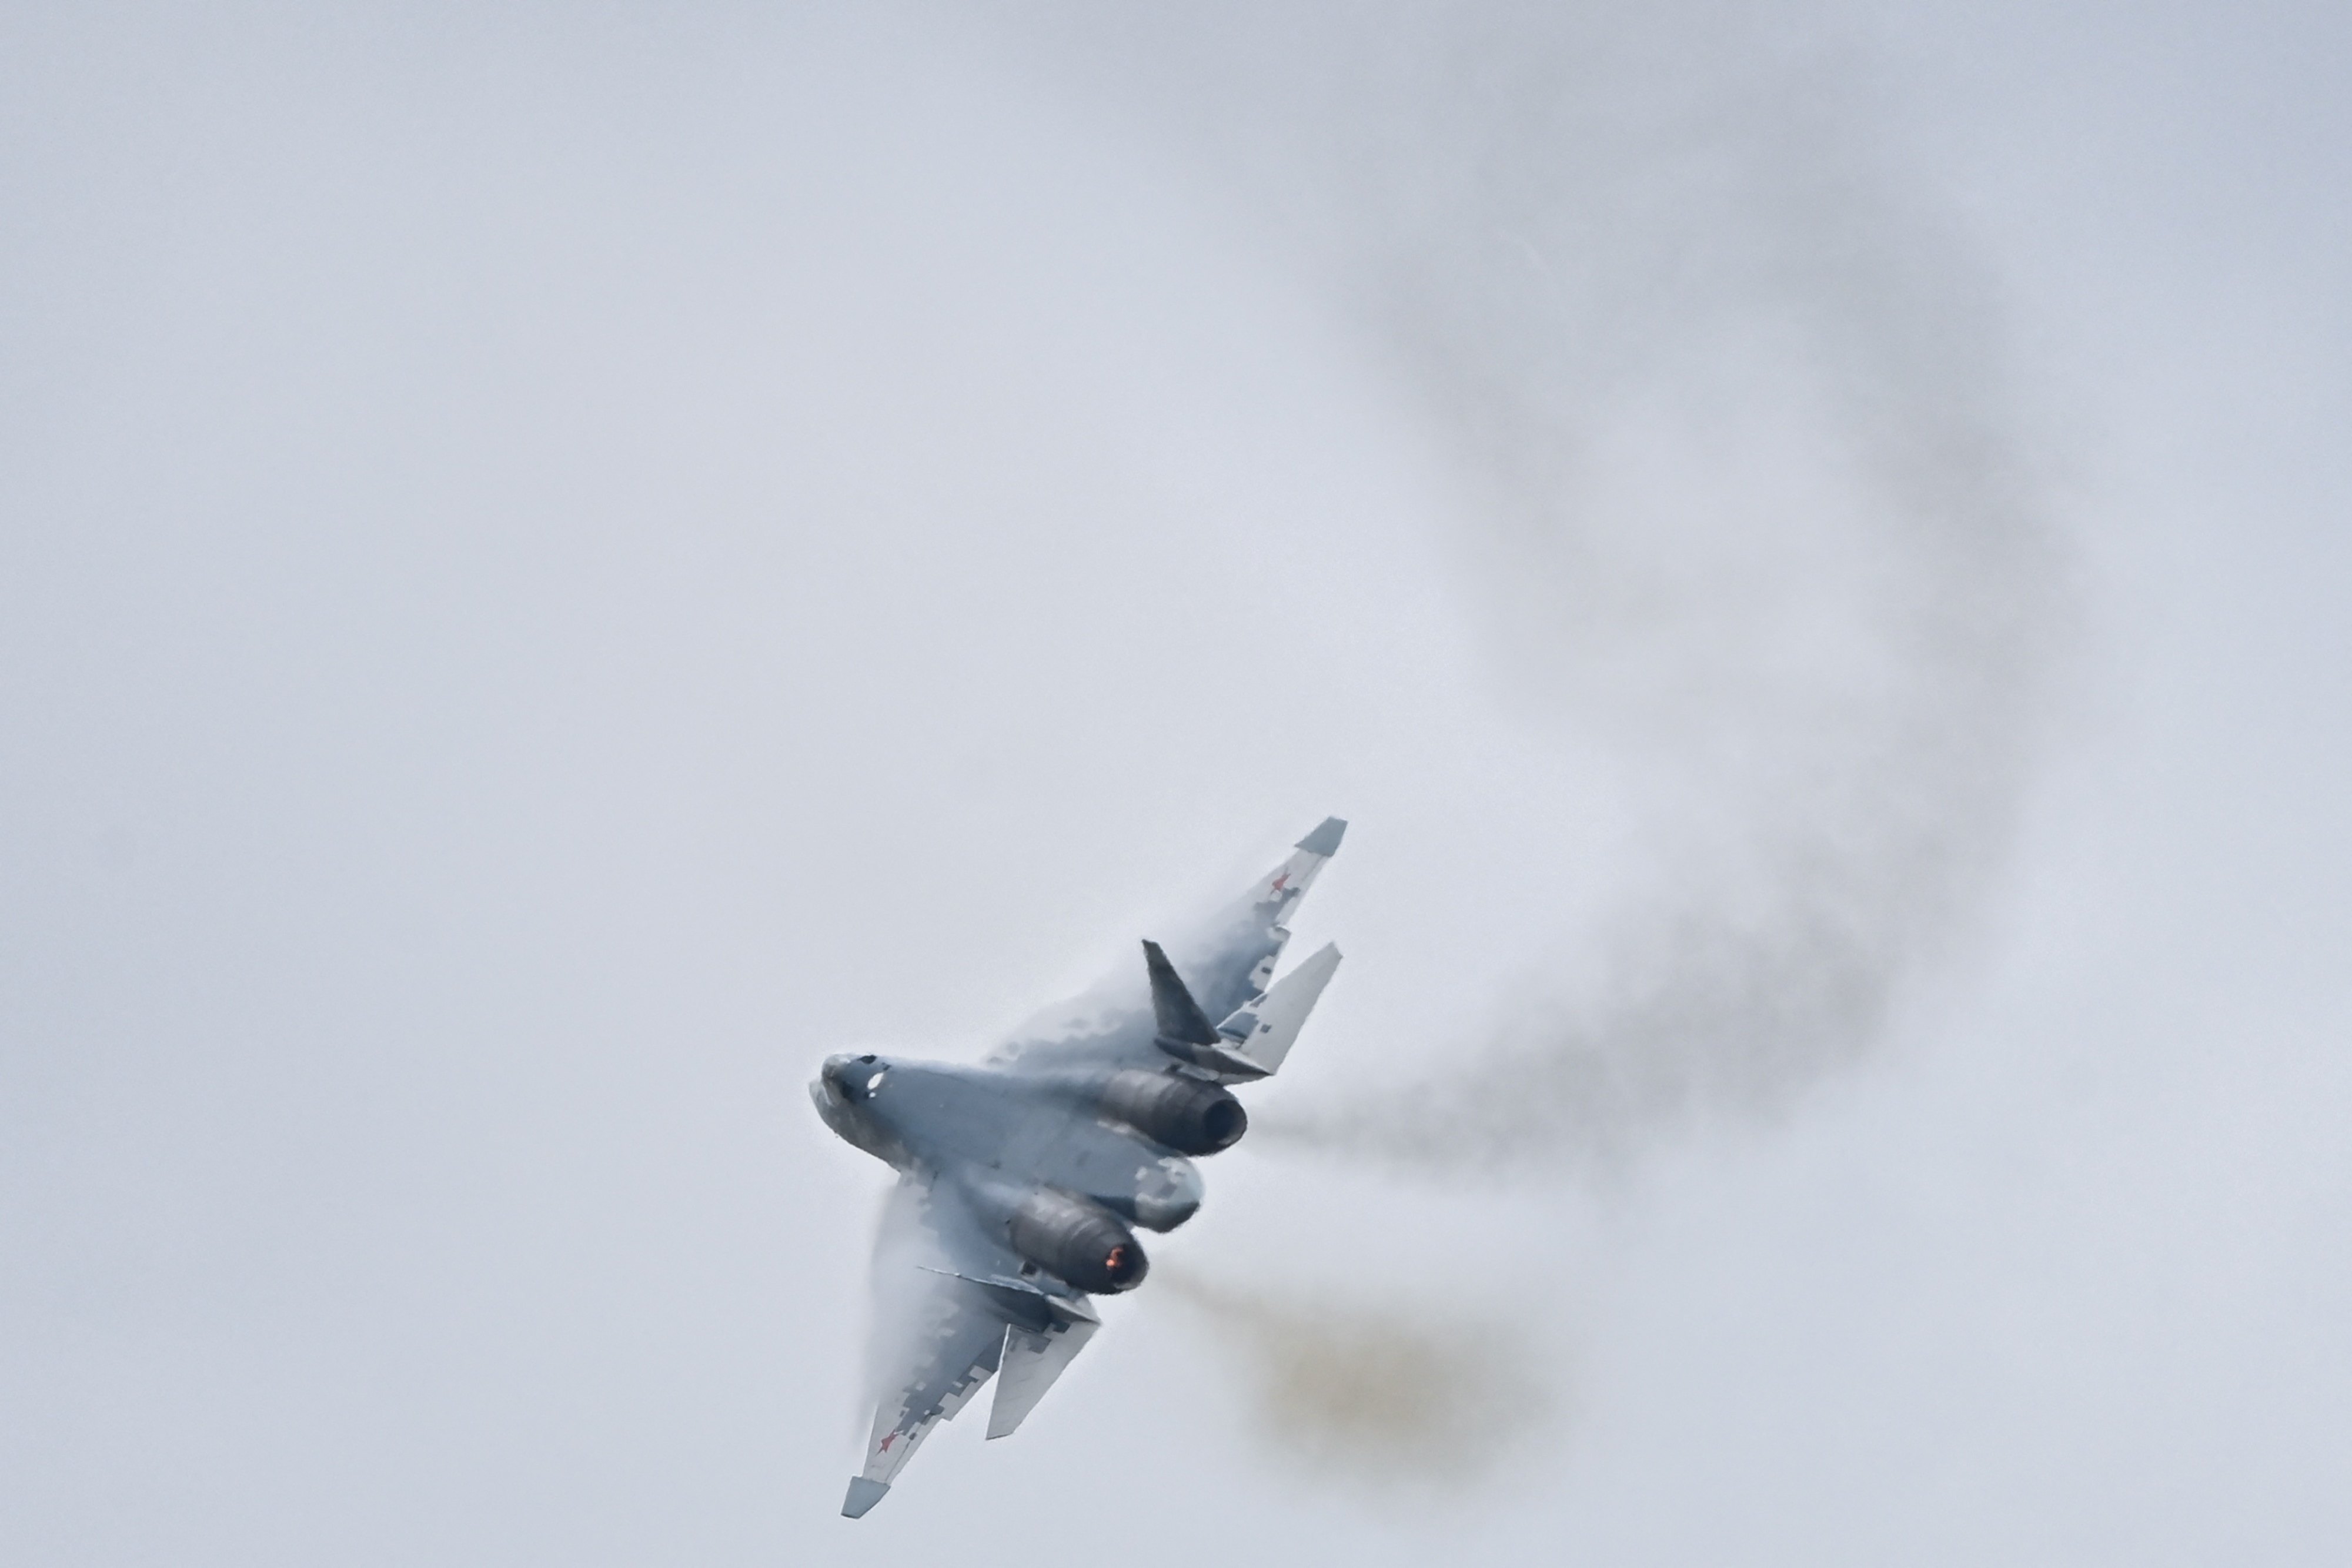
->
[4,3,2347,1564]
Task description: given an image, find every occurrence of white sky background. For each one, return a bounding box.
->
[3,2,2347,1564]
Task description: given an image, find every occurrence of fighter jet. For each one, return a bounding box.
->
[810,817,1348,1517]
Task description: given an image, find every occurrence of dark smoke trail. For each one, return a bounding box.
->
[1154,1268,1555,1486]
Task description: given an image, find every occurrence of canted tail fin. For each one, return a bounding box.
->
[1144,940,1271,1079]
[1142,940,1220,1050]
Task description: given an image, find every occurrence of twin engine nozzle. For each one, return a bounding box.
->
[814,1054,1247,1296]
[1001,1071,1243,1292]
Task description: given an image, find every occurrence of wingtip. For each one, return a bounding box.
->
[842,1476,890,1518]
[1294,817,1347,856]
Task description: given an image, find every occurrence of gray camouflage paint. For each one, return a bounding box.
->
[809,818,1348,1516]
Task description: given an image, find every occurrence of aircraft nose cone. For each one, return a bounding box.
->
[818,1053,887,1104]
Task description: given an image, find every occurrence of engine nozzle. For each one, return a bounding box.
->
[1007,1188,1148,1294]
[1096,1069,1248,1155]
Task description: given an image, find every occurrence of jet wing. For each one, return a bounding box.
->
[995,817,1347,1078]
[846,1176,1100,1517]
[1175,814,1347,1022]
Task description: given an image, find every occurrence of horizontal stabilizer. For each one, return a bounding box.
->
[1215,942,1342,1075]
[987,1298,1101,1439]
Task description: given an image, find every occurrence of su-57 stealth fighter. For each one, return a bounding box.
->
[810,818,1348,1517]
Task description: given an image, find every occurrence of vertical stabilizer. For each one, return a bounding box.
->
[1142,940,1219,1048]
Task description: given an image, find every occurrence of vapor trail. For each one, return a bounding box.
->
[979,0,2063,1492]
[1016,1,2062,1172]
